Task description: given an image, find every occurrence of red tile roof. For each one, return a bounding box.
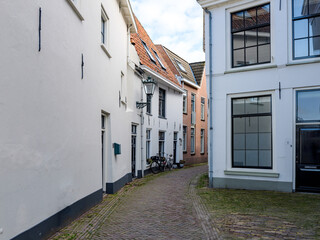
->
[131,16,181,87]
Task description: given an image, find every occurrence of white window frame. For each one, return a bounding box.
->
[183,92,188,114]
[66,0,84,21]
[159,131,165,157]
[201,97,205,120]
[141,40,156,62]
[191,127,195,154]
[201,129,205,154]
[152,49,166,70]
[183,126,187,152]
[101,5,111,58]
[176,59,187,73]
[146,129,151,162]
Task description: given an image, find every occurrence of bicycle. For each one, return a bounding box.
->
[148,154,173,174]
[163,154,173,171]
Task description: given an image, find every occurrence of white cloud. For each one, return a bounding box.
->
[130,0,205,63]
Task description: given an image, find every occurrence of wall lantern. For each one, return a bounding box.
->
[136,76,156,109]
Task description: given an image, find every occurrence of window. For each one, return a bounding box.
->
[297,89,320,122]
[159,88,166,118]
[201,129,205,154]
[146,129,151,161]
[176,60,187,72]
[159,131,165,157]
[231,4,271,67]
[183,92,188,114]
[146,94,152,114]
[183,126,187,152]
[152,49,166,70]
[66,0,84,21]
[232,95,272,168]
[101,7,108,44]
[191,93,196,125]
[141,40,156,62]
[293,0,320,59]
[131,124,137,134]
[201,97,205,120]
[191,127,195,154]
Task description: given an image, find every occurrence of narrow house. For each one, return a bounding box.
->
[198,0,320,192]
[156,46,208,165]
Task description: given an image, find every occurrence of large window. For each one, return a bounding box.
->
[191,127,195,154]
[146,129,151,161]
[201,129,205,154]
[191,93,196,124]
[159,131,165,157]
[146,94,152,114]
[183,126,187,152]
[293,0,320,59]
[232,95,272,168]
[201,97,205,120]
[231,4,271,67]
[159,88,166,118]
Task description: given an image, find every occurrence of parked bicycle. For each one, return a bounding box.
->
[148,154,173,174]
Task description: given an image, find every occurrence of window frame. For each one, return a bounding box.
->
[200,129,205,154]
[159,131,165,157]
[141,40,156,63]
[100,5,111,58]
[183,126,187,152]
[175,59,187,73]
[146,94,152,115]
[231,95,273,169]
[152,49,166,70]
[190,127,195,154]
[183,91,188,114]
[146,129,151,161]
[231,3,271,68]
[201,97,205,120]
[66,0,84,21]
[159,88,166,118]
[292,0,320,60]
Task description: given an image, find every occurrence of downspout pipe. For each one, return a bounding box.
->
[204,8,214,188]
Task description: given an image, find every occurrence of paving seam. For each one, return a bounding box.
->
[189,173,222,240]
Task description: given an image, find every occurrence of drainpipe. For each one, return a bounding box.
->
[140,78,144,178]
[204,8,214,188]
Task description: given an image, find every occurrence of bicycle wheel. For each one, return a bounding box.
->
[150,161,160,174]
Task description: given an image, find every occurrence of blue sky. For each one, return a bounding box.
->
[130,0,205,63]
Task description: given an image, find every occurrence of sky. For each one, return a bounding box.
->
[130,0,205,63]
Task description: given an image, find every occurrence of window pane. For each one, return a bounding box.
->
[246,117,258,133]
[309,0,320,15]
[297,90,320,121]
[310,37,320,55]
[259,116,272,132]
[232,11,244,31]
[259,150,272,167]
[294,0,307,17]
[258,26,270,44]
[244,8,256,28]
[294,19,308,39]
[259,133,272,150]
[233,32,245,49]
[258,44,271,63]
[246,47,258,64]
[234,133,245,149]
[234,150,245,166]
[258,96,271,113]
[309,17,320,37]
[299,128,320,164]
[245,29,257,47]
[233,99,245,115]
[233,49,245,67]
[234,118,245,133]
[246,150,258,166]
[246,133,258,149]
[245,97,258,114]
[294,39,309,58]
[257,4,270,24]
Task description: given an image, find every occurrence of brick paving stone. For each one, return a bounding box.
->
[49,165,215,240]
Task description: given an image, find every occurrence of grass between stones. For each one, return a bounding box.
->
[197,173,320,239]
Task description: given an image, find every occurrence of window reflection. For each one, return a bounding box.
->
[297,89,320,122]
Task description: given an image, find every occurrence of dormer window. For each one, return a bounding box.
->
[141,40,156,63]
[152,49,166,70]
[176,60,187,72]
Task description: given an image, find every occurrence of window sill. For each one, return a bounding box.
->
[201,119,205,121]
[224,64,277,74]
[183,112,188,115]
[146,113,152,116]
[200,152,205,155]
[158,116,167,120]
[286,58,320,67]
[66,0,84,21]
[183,151,187,154]
[224,170,279,178]
[191,153,195,155]
[101,44,112,58]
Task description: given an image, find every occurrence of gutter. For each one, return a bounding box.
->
[204,8,214,188]
[182,78,200,89]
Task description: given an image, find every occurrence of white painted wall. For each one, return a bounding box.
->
[201,0,320,190]
[0,0,141,239]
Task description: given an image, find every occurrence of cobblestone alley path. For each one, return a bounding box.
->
[50,164,219,240]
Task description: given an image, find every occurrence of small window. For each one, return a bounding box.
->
[191,94,196,125]
[183,94,188,114]
[146,129,151,161]
[176,60,187,72]
[297,89,320,122]
[231,4,271,67]
[201,129,205,154]
[201,97,205,120]
[191,127,195,154]
[146,94,152,114]
[152,49,166,70]
[101,7,108,45]
[159,88,166,118]
[141,40,156,62]
[159,131,165,157]
[183,126,187,152]
[131,125,137,134]
[292,0,320,59]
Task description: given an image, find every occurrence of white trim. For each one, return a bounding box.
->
[140,66,184,93]
[66,0,84,21]
[182,78,200,89]
[101,44,112,58]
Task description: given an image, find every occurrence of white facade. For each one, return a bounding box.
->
[198,0,320,192]
[0,0,147,239]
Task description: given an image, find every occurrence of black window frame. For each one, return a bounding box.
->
[232,95,273,169]
[159,88,166,118]
[231,3,271,68]
[146,94,152,115]
[292,0,320,60]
